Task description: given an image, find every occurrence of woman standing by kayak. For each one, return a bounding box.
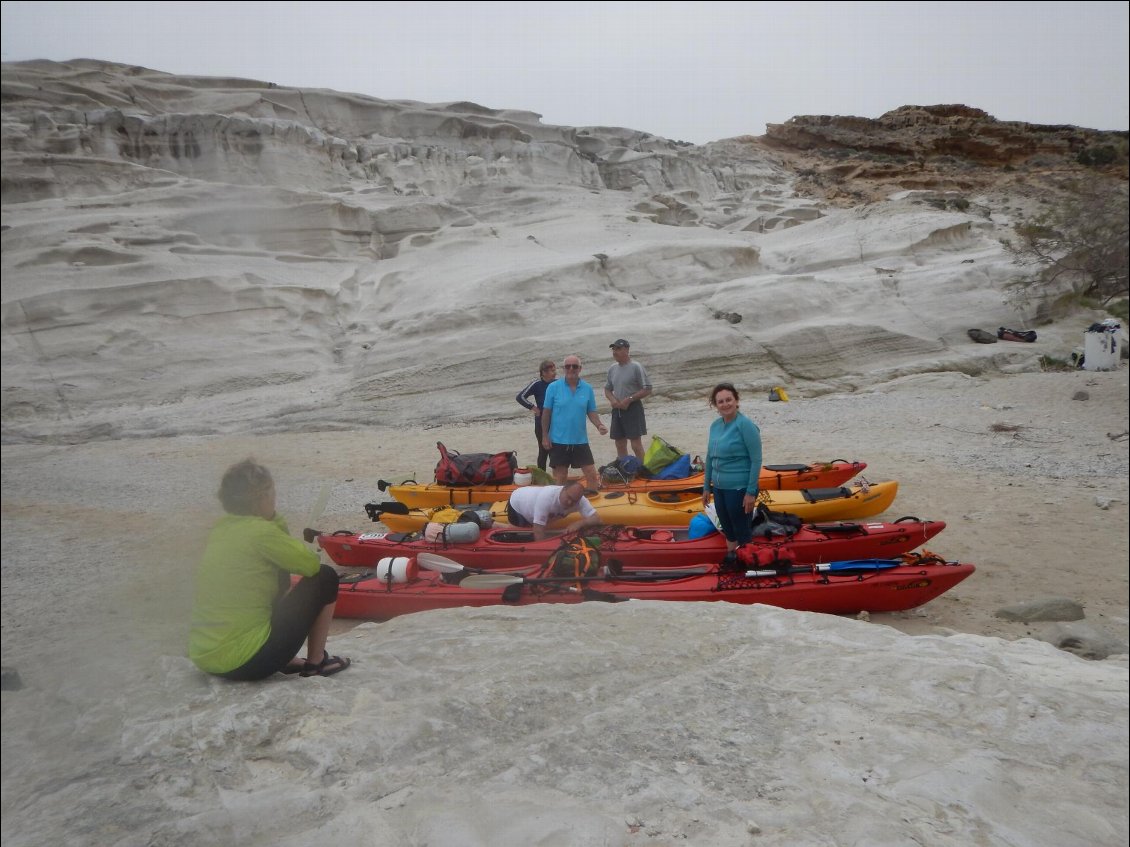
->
[515,359,556,471]
[702,383,763,557]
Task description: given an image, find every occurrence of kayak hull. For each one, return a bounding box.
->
[331,558,974,620]
[370,480,899,532]
[383,460,866,508]
[315,517,945,570]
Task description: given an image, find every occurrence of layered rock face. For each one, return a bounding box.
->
[760,103,1128,204]
[1,60,1124,442]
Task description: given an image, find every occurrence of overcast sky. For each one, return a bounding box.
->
[2,1,1126,144]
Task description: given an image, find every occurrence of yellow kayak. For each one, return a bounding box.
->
[378,460,867,509]
[367,479,898,532]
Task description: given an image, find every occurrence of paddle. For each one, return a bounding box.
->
[460,567,712,589]
[458,557,905,589]
[743,559,902,578]
[417,551,481,574]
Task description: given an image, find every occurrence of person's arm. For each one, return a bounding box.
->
[541,407,554,447]
[260,517,321,577]
[626,387,652,404]
[604,385,620,409]
[541,383,556,446]
[564,497,602,534]
[587,410,607,436]
[531,522,552,541]
[702,426,714,506]
[631,363,653,404]
[563,512,601,534]
[741,418,763,512]
[516,379,538,410]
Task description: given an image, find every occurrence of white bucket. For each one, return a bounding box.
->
[375,556,419,583]
[513,471,533,486]
[1083,328,1121,371]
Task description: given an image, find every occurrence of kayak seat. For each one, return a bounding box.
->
[809,523,866,535]
[801,487,850,503]
[763,463,811,472]
[491,530,537,544]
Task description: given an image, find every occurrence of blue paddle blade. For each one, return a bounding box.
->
[820,559,900,572]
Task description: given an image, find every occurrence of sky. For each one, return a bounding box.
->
[1,1,1127,144]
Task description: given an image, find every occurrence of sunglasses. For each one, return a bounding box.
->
[563,364,581,370]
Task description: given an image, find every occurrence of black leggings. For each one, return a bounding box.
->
[220,564,340,681]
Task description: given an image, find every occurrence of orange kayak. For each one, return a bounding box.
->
[379,460,866,509]
[368,479,899,532]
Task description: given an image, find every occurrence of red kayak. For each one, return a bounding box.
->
[308,516,945,571]
[329,552,974,620]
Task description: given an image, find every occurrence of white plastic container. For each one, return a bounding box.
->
[1083,326,1121,371]
[513,470,533,486]
[375,556,419,583]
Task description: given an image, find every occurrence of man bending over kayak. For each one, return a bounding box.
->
[506,480,602,540]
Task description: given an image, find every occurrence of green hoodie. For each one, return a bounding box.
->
[188,514,319,674]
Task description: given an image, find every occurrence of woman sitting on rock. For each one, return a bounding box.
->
[188,459,350,680]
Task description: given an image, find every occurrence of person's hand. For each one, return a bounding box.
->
[742,493,758,513]
[542,436,552,449]
[702,492,711,508]
[597,424,607,435]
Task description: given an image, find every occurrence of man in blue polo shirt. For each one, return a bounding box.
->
[541,354,608,490]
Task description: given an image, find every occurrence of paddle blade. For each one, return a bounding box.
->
[417,552,468,574]
[460,573,525,588]
[820,559,900,572]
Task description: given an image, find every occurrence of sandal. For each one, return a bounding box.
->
[280,660,307,675]
[300,651,351,677]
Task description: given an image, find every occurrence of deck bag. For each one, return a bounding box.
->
[424,520,481,544]
[600,455,643,484]
[435,442,518,486]
[642,436,684,476]
[749,504,803,538]
[544,538,601,579]
[654,453,692,480]
[426,505,464,523]
[736,544,797,573]
[688,512,719,539]
[457,508,494,529]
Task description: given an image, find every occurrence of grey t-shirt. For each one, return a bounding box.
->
[605,360,651,401]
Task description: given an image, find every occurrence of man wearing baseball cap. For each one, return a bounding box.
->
[604,339,652,461]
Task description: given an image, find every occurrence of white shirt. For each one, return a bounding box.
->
[508,485,597,526]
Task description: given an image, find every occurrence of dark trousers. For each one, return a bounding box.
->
[220,564,340,681]
[533,417,549,470]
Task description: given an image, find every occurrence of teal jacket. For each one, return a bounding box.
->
[703,413,762,494]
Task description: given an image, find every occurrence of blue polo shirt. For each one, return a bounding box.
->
[543,378,596,444]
